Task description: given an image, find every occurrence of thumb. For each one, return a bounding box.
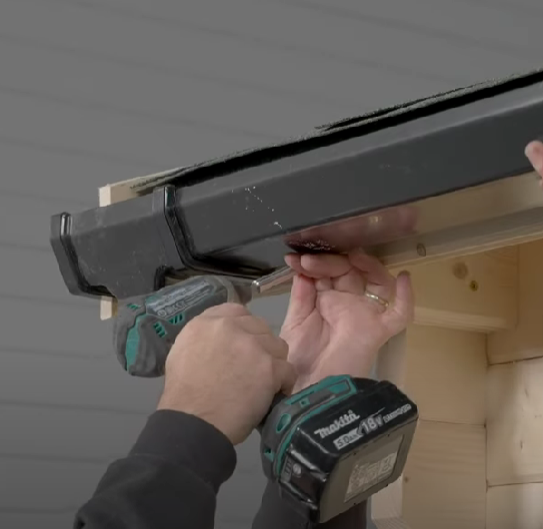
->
[282,274,317,330]
[383,271,415,333]
[525,141,543,176]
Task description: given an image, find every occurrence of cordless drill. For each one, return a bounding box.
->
[112,268,418,523]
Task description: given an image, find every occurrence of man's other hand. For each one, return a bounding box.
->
[526,140,543,182]
[157,303,296,445]
[281,250,414,393]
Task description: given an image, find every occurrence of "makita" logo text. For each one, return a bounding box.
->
[313,410,361,439]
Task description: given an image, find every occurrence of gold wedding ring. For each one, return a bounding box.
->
[363,291,389,310]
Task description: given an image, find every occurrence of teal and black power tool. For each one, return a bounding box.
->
[112,270,419,523]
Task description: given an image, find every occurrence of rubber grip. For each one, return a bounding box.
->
[113,276,241,377]
[257,393,286,433]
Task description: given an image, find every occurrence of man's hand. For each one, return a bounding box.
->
[280,250,414,393]
[526,140,543,182]
[157,303,296,445]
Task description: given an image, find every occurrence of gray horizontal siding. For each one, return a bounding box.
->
[0,0,536,527]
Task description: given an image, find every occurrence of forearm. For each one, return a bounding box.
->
[252,481,367,529]
[74,410,237,529]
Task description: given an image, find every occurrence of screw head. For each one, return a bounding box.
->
[292,463,302,477]
[453,262,469,280]
[416,243,426,257]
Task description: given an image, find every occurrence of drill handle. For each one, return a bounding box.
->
[257,393,287,433]
[113,275,242,377]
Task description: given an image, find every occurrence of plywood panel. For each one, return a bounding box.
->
[487,483,543,529]
[403,326,487,425]
[486,358,543,486]
[404,421,486,529]
[488,240,543,364]
[400,248,518,332]
[373,421,486,529]
[372,325,487,529]
[377,326,487,425]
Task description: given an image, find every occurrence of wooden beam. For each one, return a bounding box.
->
[487,484,543,529]
[486,357,543,487]
[371,325,487,528]
[372,420,486,529]
[393,247,518,333]
[98,242,519,336]
[376,326,487,425]
[488,239,543,364]
[248,247,519,334]
[374,170,543,270]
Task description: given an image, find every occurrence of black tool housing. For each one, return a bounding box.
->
[264,379,418,523]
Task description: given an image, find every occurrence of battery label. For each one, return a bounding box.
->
[332,403,413,451]
[313,410,361,439]
[344,451,399,502]
[147,281,215,318]
[333,428,363,450]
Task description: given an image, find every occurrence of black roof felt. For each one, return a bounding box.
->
[129,67,543,192]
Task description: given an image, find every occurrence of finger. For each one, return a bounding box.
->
[525,141,543,177]
[315,277,333,291]
[299,253,352,278]
[348,250,395,298]
[332,269,366,295]
[282,274,317,329]
[289,252,367,295]
[236,314,276,336]
[258,334,290,360]
[295,253,367,293]
[202,302,250,319]
[348,250,394,287]
[273,359,298,396]
[284,253,305,275]
[382,271,415,333]
[206,305,275,336]
[286,253,366,296]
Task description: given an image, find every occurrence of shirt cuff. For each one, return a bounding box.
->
[129,409,237,492]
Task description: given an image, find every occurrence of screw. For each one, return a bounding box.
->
[453,262,469,280]
[416,243,426,257]
[292,463,302,477]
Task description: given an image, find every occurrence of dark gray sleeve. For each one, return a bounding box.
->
[73,410,237,529]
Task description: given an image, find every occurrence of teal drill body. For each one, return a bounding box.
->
[113,275,245,377]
